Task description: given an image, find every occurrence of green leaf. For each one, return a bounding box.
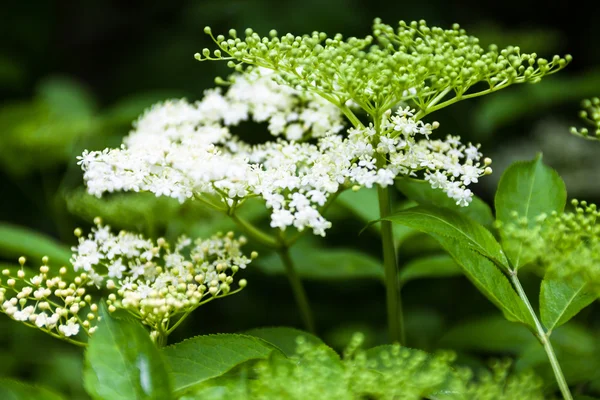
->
[0,379,66,400]
[84,305,173,400]
[382,206,533,326]
[432,236,534,327]
[540,278,596,332]
[0,223,71,266]
[162,334,279,395]
[495,155,567,268]
[382,205,508,269]
[396,177,494,227]
[256,244,383,280]
[337,187,417,244]
[399,255,462,285]
[245,327,329,357]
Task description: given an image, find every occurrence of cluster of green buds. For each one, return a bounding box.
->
[570,97,600,140]
[0,221,256,345]
[0,257,98,346]
[499,200,600,293]
[197,19,571,120]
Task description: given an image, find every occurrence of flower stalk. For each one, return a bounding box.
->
[510,270,572,400]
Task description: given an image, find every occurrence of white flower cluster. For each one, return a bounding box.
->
[0,223,253,343]
[79,72,490,236]
[0,259,98,341]
[71,221,252,337]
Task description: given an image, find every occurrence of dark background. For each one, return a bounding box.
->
[1,1,600,398]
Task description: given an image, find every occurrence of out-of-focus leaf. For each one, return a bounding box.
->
[474,69,600,134]
[396,177,494,227]
[162,334,279,395]
[439,315,536,353]
[540,278,596,332]
[0,76,97,175]
[516,323,599,387]
[337,187,417,244]
[84,305,173,400]
[37,76,95,118]
[100,91,188,128]
[0,379,66,400]
[256,244,383,280]
[495,155,566,269]
[0,223,71,266]
[399,255,462,285]
[245,327,328,357]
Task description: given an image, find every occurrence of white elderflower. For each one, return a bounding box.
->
[0,223,254,344]
[80,73,490,237]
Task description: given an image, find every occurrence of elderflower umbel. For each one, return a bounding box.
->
[0,222,254,343]
[79,69,490,236]
[198,20,570,116]
[71,220,252,339]
[0,257,97,341]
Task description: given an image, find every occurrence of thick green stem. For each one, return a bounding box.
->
[278,247,316,333]
[510,272,572,400]
[377,184,404,344]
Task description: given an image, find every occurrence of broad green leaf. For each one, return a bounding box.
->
[162,334,279,395]
[432,236,534,327]
[256,245,384,280]
[337,187,417,244]
[382,205,508,269]
[439,316,536,353]
[540,278,596,332]
[495,155,567,268]
[382,206,532,325]
[84,305,173,400]
[396,177,494,227]
[245,327,325,357]
[0,223,71,266]
[399,255,462,285]
[0,379,65,400]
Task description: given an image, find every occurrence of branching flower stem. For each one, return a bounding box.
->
[227,205,317,333]
[510,269,572,400]
[277,243,316,334]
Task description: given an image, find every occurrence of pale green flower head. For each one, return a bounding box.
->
[197,19,571,119]
[500,199,600,295]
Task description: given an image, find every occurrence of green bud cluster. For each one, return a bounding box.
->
[203,333,543,399]
[197,19,570,119]
[570,97,600,140]
[500,200,600,294]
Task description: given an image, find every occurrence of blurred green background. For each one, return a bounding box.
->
[1,1,600,398]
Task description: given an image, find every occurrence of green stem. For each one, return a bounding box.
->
[278,246,316,333]
[377,184,404,344]
[510,271,572,400]
[229,213,280,249]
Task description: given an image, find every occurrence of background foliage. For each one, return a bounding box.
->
[1,1,600,398]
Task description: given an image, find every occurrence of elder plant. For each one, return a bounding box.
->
[1,18,593,400]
